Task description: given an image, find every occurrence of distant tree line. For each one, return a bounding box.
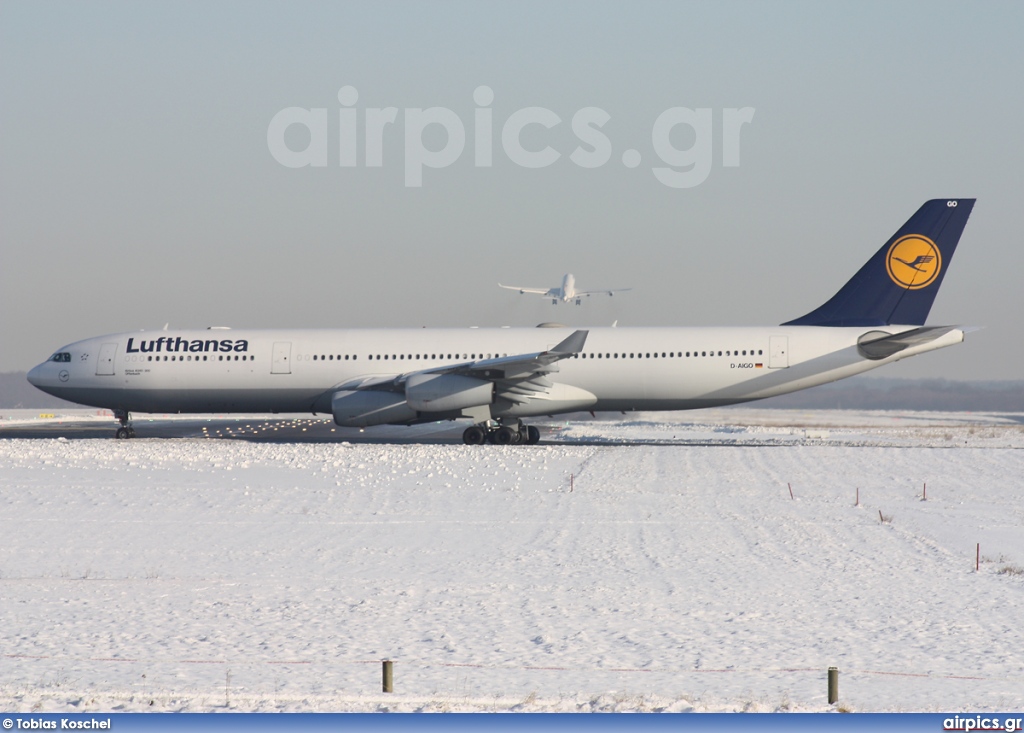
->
[0,372,81,409]
[751,377,1024,412]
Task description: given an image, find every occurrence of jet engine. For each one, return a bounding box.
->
[332,390,416,427]
[404,373,494,412]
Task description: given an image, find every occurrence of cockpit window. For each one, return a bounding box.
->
[50,352,72,363]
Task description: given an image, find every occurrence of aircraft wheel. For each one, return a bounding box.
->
[494,426,518,445]
[115,427,132,439]
[463,425,486,445]
[526,425,541,444]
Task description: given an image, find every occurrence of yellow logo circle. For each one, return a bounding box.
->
[886,235,941,290]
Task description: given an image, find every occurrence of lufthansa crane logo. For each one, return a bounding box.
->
[886,234,942,290]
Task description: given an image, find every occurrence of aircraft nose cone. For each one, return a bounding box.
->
[27,364,43,387]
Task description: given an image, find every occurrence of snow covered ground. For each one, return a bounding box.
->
[1,409,1023,713]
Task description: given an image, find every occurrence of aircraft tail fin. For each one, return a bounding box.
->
[783,199,975,327]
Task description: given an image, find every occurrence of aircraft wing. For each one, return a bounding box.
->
[576,288,632,297]
[499,283,556,296]
[333,330,589,404]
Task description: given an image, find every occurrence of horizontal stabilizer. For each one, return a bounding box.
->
[857,326,959,360]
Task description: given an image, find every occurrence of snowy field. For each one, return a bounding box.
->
[1,409,1023,713]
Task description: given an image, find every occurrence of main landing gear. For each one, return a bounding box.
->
[113,409,136,439]
[462,419,541,446]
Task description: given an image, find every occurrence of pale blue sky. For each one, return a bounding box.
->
[2,0,1022,379]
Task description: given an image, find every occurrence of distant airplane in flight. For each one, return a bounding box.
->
[499,273,631,305]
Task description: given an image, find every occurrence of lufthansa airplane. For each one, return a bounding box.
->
[28,199,975,444]
[499,273,631,305]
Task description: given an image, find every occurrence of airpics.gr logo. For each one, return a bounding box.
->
[886,234,942,290]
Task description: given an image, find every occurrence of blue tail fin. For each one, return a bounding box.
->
[783,199,975,327]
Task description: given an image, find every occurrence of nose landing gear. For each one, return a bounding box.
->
[113,409,136,439]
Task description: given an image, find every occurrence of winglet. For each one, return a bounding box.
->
[550,329,588,354]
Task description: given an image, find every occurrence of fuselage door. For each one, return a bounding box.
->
[272,341,292,374]
[96,342,117,376]
[769,336,789,368]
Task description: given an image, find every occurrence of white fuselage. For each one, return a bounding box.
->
[27,324,963,419]
[557,274,577,302]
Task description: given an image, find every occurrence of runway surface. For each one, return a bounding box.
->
[0,413,466,443]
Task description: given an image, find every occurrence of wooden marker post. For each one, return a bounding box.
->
[382,660,394,693]
[828,667,839,704]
